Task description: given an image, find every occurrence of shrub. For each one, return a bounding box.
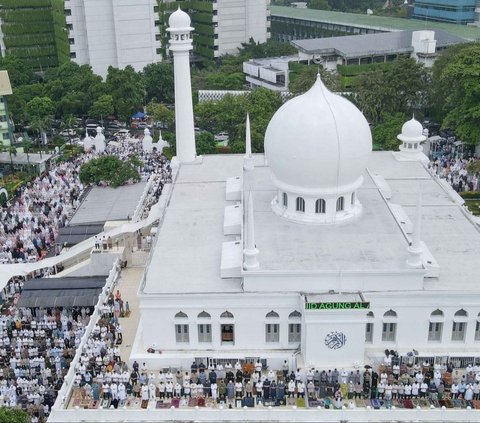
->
[79,155,140,188]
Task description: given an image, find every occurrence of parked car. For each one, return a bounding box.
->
[214,132,229,142]
[60,129,76,136]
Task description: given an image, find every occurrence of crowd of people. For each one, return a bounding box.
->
[0,133,172,265]
[0,277,94,422]
[428,136,479,193]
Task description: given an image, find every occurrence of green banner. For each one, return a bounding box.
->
[305,302,370,310]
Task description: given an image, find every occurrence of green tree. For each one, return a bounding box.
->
[60,114,78,145]
[0,407,29,423]
[430,43,480,145]
[371,113,406,151]
[7,145,17,173]
[21,136,33,170]
[196,131,217,155]
[79,155,140,187]
[288,63,339,96]
[147,102,175,130]
[106,66,145,122]
[8,83,45,124]
[309,0,332,10]
[89,95,114,120]
[354,58,429,124]
[26,96,55,121]
[142,62,174,104]
[0,55,34,87]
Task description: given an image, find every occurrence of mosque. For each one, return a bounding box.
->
[129,8,480,373]
[48,7,480,422]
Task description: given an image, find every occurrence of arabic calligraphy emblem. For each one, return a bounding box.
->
[325,331,346,350]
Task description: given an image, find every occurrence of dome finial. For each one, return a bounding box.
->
[244,113,254,171]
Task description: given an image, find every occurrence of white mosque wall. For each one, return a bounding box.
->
[133,289,480,371]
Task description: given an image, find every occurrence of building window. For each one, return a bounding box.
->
[428,322,443,342]
[198,324,212,343]
[266,310,279,318]
[156,34,161,41]
[336,196,344,212]
[289,310,301,318]
[452,322,466,341]
[70,52,76,59]
[66,23,73,30]
[315,199,326,214]
[288,323,301,343]
[175,311,188,319]
[282,192,288,207]
[154,5,159,12]
[475,320,480,341]
[351,192,356,205]
[221,324,234,343]
[156,48,162,55]
[220,310,233,318]
[265,323,279,343]
[2,133,9,140]
[64,9,71,16]
[296,197,305,212]
[175,324,189,343]
[198,311,211,318]
[382,323,396,342]
[365,311,374,343]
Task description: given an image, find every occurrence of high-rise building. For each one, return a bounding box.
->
[0,70,13,147]
[159,0,271,60]
[0,0,68,70]
[65,0,161,79]
[413,0,477,24]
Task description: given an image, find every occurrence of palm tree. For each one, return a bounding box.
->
[7,145,17,174]
[21,136,33,173]
[29,116,47,158]
[60,114,77,145]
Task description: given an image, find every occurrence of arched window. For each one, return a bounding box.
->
[475,313,480,341]
[220,310,234,318]
[289,310,302,318]
[296,197,305,212]
[288,311,301,342]
[454,309,468,318]
[336,197,344,212]
[428,310,444,342]
[175,311,188,318]
[351,193,356,205]
[315,199,326,214]
[197,311,211,318]
[266,310,279,318]
[282,192,288,207]
[382,310,397,342]
[366,312,374,343]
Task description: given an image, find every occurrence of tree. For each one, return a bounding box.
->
[7,145,17,173]
[142,62,174,104]
[196,131,217,155]
[0,407,29,423]
[354,58,429,124]
[8,83,45,124]
[147,102,174,130]
[79,155,141,187]
[21,136,33,170]
[0,55,34,87]
[309,0,332,10]
[25,96,55,122]
[60,115,78,145]
[288,63,339,96]
[89,95,114,120]
[106,66,145,122]
[430,43,480,145]
[371,113,407,151]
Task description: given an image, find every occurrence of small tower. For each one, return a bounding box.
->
[243,192,259,270]
[407,190,423,268]
[243,113,254,171]
[167,8,196,164]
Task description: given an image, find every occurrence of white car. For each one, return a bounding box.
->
[60,129,76,136]
[214,132,229,142]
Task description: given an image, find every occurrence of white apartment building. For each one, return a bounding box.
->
[65,0,161,79]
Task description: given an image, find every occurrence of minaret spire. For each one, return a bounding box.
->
[243,191,259,270]
[243,113,254,171]
[407,188,423,268]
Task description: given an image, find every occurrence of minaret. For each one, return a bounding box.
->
[407,189,423,268]
[243,113,254,171]
[243,192,259,270]
[167,8,196,163]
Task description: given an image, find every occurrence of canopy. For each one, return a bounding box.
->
[16,276,106,308]
[57,224,104,247]
[132,111,146,119]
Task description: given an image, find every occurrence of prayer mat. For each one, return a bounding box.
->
[171,398,180,408]
[393,399,403,408]
[429,399,440,408]
[89,400,99,409]
[80,399,91,408]
[296,398,305,408]
[205,398,215,408]
[156,401,169,409]
[129,399,141,409]
[472,400,480,409]
[354,399,365,408]
[118,400,125,408]
[370,399,381,409]
[444,399,454,408]
[188,398,197,407]
[412,399,420,407]
[286,397,296,406]
[180,398,189,408]
[403,399,414,409]
[72,398,81,407]
[141,400,149,409]
[438,399,446,408]
[420,399,430,408]
[100,399,111,409]
[197,397,205,407]
[452,399,464,408]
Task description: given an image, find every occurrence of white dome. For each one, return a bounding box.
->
[168,7,191,29]
[397,117,425,142]
[265,75,372,196]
